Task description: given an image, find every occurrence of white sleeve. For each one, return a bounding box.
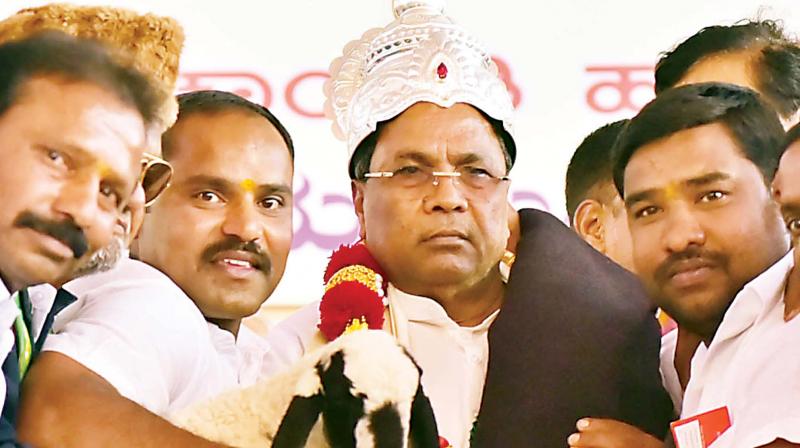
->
[739,418,800,448]
[42,280,224,415]
[261,301,322,377]
[729,333,800,448]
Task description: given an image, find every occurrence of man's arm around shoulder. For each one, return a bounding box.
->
[17,352,228,448]
[619,313,674,439]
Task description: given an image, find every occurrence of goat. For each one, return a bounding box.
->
[171,330,440,448]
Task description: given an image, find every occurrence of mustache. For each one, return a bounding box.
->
[14,211,89,259]
[201,237,271,272]
[653,246,726,281]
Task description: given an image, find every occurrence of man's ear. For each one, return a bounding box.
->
[506,202,519,253]
[125,184,146,246]
[351,181,367,241]
[573,199,607,254]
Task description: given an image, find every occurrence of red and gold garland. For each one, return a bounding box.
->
[318,243,388,341]
[318,244,456,448]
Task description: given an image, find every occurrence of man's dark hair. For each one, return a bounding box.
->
[613,82,785,196]
[655,20,800,119]
[0,31,161,125]
[164,90,294,161]
[349,106,515,180]
[783,122,800,153]
[565,119,629,221]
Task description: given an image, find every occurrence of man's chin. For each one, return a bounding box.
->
[25,258,74,288]
[407,264,481,287]
[660,297,731,334]
[199,298,265,321]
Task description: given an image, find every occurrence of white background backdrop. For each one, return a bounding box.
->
[1,0,798,316]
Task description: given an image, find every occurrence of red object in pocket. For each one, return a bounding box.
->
[670,406,731,448]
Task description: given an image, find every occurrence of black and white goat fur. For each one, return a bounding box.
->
[171,330,440,448]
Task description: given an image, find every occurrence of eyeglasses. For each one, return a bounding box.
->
[363,166,509,195]
[140,153,173,207]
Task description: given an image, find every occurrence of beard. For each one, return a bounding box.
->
[72,236,126,278]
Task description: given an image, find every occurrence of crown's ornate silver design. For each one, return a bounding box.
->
[324,0,516,163]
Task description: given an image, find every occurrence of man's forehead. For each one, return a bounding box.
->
[374,103,504,162]
[12,78,144,179]
[383,102,495,136]
[170,110,287,154]
[624,125,751,194]
[169,112,290,169]
[171,157,293,187]
[626,160,740,199]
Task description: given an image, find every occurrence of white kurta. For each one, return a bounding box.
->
[265,284,497,448]
[680,251,800,447]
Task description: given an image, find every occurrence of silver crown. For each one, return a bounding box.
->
[324,0,516,164]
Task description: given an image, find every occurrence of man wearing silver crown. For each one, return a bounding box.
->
[266,1,673,446]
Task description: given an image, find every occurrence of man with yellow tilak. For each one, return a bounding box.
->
[0,5,265,448]
[265,1,673,446]
[0,24,162,448]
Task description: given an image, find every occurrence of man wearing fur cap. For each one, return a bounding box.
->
[0,31,161,447]
[0,4,232,448]
[0,3,183,268]
[266,1,673,446]
[0,3,184,145]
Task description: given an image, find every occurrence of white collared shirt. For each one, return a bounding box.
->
[208,321,273,388]
[0,280,17,414]
[659,329,683,416]
[680,251,800,447]
[264,284,498,448]
[28,283,56,342]
[41,258,240,416]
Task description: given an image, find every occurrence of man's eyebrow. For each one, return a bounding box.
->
[183,175,292,196]
[182,175,235,193]
[781,203,800,218]
[624,188,657,208]
[452,152,482,165]
[685,172,731,187]
[394,150,435,166]
[624,172,733,207]
[257,183,293,196]
[391,150,490,167]
[56,142,133,191]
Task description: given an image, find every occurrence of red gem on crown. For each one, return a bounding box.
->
[436,62,448,79]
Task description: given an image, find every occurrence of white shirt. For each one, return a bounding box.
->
[659,328,683,415]
[208,321,273,387]
[681,251,800,447]
[265,284,497,448]
[0,280,17,415]
[42,258,240,416]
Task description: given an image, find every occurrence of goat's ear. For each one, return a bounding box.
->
[319,351,363,447]
[272,394,323,448]
[408,382,440,448]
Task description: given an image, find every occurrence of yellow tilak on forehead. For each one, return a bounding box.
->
[96,161,112,177]
[240,178,257,193]
[664,183,679,200]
